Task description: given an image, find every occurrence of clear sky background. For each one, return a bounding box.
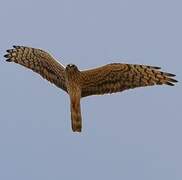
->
[0,0,181,179]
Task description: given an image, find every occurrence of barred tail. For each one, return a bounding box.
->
[70,98,82,132]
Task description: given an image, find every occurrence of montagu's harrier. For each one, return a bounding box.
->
[4,46,177,132]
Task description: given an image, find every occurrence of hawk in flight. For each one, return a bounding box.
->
[4,46,177,132]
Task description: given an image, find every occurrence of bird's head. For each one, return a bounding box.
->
[65,64,80,78]
[65,64,80,81]
[66,64,79,72]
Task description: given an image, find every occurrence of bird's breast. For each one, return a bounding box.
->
[66,79,81,97]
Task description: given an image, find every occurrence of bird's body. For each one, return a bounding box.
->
[4,46,178,132]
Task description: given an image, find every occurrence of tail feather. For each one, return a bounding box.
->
[70,98,82,132]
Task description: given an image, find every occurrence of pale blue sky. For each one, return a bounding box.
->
[0,0,181,179]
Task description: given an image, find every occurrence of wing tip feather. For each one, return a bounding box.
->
[165,73,176,77]
[151,66,161,69]
[4,46,20,62]
[13,45,20,49]
[4,54,9,58]
[168,78,178,83]
[165,77,178,86]
[165,82,175,86]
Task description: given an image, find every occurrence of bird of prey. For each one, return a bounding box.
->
[4,46,178,132]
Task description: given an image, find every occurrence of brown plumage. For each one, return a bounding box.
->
[4,46,178,132]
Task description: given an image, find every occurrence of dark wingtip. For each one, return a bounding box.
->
[169,78,178,83]
[13,45,22,49]
[6,49,12,53]
[165,72,176,77]
[4,54,9,58]
[165,82,175,86]
[152,66,161,69]
[165,77,178,86]
[13,45,18,48]
[147,65,161,69]
[6,59,12,62]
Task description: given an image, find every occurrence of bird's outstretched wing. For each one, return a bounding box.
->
[80,63,177,97]
[4,46,67,92]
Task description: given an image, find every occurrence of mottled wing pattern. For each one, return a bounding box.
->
[80,63,177,97]
[4,46,67,92]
